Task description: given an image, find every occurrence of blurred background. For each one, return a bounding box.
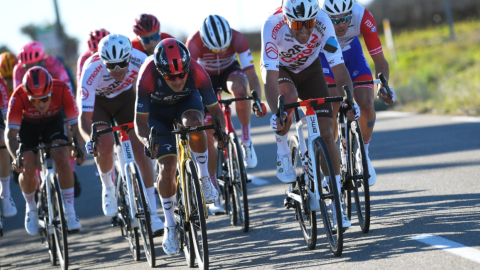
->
[1,0,479,115]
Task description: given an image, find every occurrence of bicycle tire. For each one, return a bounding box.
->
[289,135,317,250]
[185,159,209,269]
[314,137,343,257]
[348,121,371,233]
[176,172,195,267]
[37,185,57,266]
[51,174,69,269]
[129,163,156,267]
[228,133,249,232]
[216,147,228,217]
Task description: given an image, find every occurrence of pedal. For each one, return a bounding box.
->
[67,229,80,234]
[152,229,164,237]
[111,216,120,227]
[284,197,294,209]
[246,178,252,183]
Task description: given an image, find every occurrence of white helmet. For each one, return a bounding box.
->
[200,15,232,50]
[98,34,132,63]
[282,0,320,21]
[321,0,354,16]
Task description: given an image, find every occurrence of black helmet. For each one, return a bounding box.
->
[154,38,191,75]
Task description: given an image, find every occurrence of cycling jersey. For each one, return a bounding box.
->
[7,80,78,130]
[79,48,147,112]
[0,78,8,115]
[186,29,255,76]
[131,32,174,55]
[261,7,343,77]
[136,57,217,113]
[13,55,72,90]
[76,51,92,84]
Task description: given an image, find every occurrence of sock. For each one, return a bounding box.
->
[99,167,114,189]
[191,150,209,179]
[23,191,37,211]
[161,195,176,227]
[146,187,157,216]
[335,174,342,197]
[62,187,75,215]
[0,177,11,197]
[69,157,76,172]
[210,174,219,191]
[275,133,290,157]
[241,124,252,144]
[364,140,370,157]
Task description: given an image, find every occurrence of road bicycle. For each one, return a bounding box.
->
[278,91,350,256]
[328,74,391,233]
[215,88,265,232]
[149,119,225,270]
[16,138,83,270]
[90,123,156,267]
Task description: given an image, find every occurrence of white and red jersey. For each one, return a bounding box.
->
[0,78,8,115]
[7,80,78,129]
[76,50,92,83]
[13,55,72,90]
[78,48,147,112]
[186,29,255,75]
[336,3,382,56]
[261,7,343,76]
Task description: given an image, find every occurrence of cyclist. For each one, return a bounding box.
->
[262,0,360,229]
[132,13,174,56]
[78,34,164,234]
[77,29,110,83]
[0,52,18,95]
[1,76,17,218]
[320,0,395,186]
[135,38,226,255]
[5,67,85,234]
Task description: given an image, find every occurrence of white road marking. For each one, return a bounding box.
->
[451,116,480,123]
[411,234,480,264]
[247,174,270,186]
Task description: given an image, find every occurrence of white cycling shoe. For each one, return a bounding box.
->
[276,155,296,183]
[209,196,225,215]
[330,203,351,231]
[162,225,180,255]
[25,210,40,236]
[102,186,117,217]
[150,214,165,234]
[241,142,258,169]
[200,176,218,204]
[1,196,18,217]
[66,214,82,232]
[356,149,376,186]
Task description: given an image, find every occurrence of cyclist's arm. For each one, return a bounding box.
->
[5,127,19,159]
[371,52,390,81]
[70,122,86,164]
[244,68,263,101]
[79,111,93,143]
[330,63,353,97]
[135,112,150,147]
[264,70,280,114]
[205,103,226,132]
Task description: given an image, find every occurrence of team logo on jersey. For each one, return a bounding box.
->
[371,26,376,33]
[323,68,330,74]
[353,70,359,77]
[266,42,278,59]
[81,87,89,100]
[324,37,339,53]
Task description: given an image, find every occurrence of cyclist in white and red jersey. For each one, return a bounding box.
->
[6,67,85,235]
[131,13,174,56]
[262,0,360,229]
[77,29,110,83]
[77,34,164,234]
[319,0,395,186]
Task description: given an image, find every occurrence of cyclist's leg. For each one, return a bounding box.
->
[0,121,17,217]
[320,52,342,139]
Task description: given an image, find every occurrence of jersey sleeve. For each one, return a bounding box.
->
[0,78,9,114]
[186,32,202,61]
[79,54,103,112]
[61,82,79,125]
[135,58,156,114]
[6,89,25,130]
[234,31,255,71]
[76,53,88,84]
[191,60,217,107]
[320,19,344,67]
[360,9,383,56]
[261,18,280,72]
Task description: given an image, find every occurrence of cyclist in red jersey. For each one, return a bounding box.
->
[186,15,264,213]
[131,13,174,56]
[5,67,86,235]
[77,29,110,84]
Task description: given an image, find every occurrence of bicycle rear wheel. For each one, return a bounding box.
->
[51,174,69,269]
[314,137,343,257]
[289,135,317,250]
[185,159,209,269]
[228,133,249,232]
[129,163,155,267]
[348,121,370,233]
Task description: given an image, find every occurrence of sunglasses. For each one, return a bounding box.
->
[210,44,230,53]
[28,94,51,105]
[105,59,129,70]
[286,18,316,30]
[162,71,188,81]
[140,33,161,44]
[330,14,352,25]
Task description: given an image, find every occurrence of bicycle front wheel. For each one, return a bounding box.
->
[314,137,343,257]
[37,185,56,266]
[128,163,155,267]
[51,174,69,269]
[185,159,209,269]
[228,133,249,232]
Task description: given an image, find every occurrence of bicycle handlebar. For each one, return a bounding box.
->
[378,73,392,100]
[16,141,76,169]
[327,72,392,100]
[217,89,265,117]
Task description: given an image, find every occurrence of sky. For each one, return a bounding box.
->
[0,0,372,55]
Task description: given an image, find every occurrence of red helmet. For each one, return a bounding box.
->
[133,14,160,36]
[154,38,191,75]
[88,29,110,52]
[18,41,45,65]
[22,66,53,98]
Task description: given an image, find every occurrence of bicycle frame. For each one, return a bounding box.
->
[37,148,60,235]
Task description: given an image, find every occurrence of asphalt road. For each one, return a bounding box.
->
[1,111,479,270]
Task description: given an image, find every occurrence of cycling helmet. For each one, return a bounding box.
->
[321,0,353,16]
[133,14,160,36]
[88,29,110,52]
[200,15,232,50]
[282,0,320,21]
[98,34,132,63]
[154,38,191,75]
[0,52,18,78]
[18,41,45,65]
[22,66,53,98]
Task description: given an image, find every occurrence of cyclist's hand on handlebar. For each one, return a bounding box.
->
[213,131,228,149]
[71,148,86,165]
[144,143,159,158]
[85,141,97,155]
[12,159,23,173]
[343,102,361,121]
[377,87,395,104]
[253,102,267,118]
[270,112,287,131]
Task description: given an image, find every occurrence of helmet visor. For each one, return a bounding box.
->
[286,18,316,30]
[105,59,129,70]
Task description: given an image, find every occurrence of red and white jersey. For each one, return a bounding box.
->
[78,48,147,112]
[186,29,255,75]
[13,55,72,90]
[76,50,92,83]
[336,3,382,56]
[0,78,8,115]
[7,80,78,129]
[261,7,343,75]
[131,32,175,55]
